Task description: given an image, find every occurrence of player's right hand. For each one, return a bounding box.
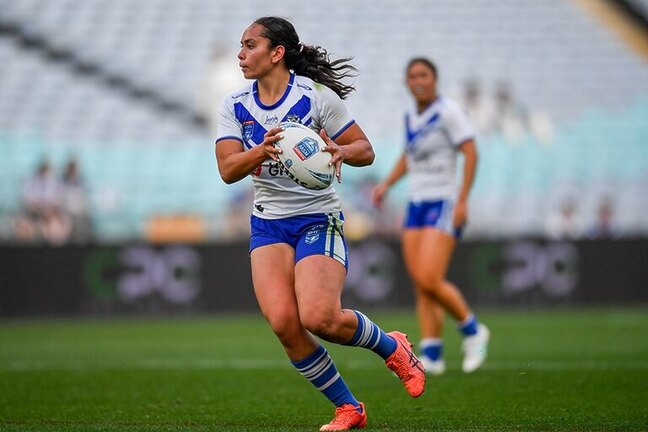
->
[262,126,284,161]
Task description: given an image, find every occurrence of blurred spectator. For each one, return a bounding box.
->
[587,197,620,239]
[40,208,72,246]
[13,215,38,243]
[494,82,554,146]
[21,160,61,219]
[493,82,528,144]
[459,80,554,146]
[546,197,584,240]
[460,79,496,137]
[18,159,71,245]
[61,158,93,243]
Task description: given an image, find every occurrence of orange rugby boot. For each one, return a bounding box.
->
[385,331,426,397]
[319,402,367,431]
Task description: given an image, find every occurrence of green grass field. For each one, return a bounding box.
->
[1,309,647,431]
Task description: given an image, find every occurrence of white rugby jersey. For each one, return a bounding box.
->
[216,74,355,219]
[404,96,474,201]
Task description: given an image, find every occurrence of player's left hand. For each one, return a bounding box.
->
[320,129,346,183]
[453,200,468,227]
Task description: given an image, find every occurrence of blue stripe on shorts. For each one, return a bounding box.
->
[249,212,349,270]
[404,199,464,239]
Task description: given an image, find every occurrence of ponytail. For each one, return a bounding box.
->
[289,44,357,99]
[254,17,357,99]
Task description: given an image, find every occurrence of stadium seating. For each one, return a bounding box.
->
[0,0,646,240]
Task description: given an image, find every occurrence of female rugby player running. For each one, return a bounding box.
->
[215,17,425,431]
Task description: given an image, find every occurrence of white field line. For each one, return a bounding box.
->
[2,358,648,371]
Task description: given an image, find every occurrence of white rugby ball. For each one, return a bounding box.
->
[274,122,335,190]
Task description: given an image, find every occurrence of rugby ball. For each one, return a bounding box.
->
[274,122,335,190]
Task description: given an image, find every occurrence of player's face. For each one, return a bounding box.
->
[238,24,279,80]
[406,62,437,103]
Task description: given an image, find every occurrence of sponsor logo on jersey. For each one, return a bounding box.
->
[231,90,250,99]
[268,161,288,176]
[264,115,278,125]
[293,137,319,161]
[242,120,255,141]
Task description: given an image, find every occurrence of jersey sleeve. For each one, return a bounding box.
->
[316,85,355,141]
[445,100,475,147]
[215,96,243,144]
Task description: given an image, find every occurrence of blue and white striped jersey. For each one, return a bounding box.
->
[404,96,474,201]
[216,73,355,219]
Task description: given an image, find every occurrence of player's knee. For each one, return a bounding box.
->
[265,310,301,342]
[300,310,340,339]
[415,271,443,295]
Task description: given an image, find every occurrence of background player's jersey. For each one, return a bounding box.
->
[404,96,474,201]
[216,74,355,219]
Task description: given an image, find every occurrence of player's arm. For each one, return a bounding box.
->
[454,139,478,226]
[316,86,374,181]
[322,123,374,167]
[215,127,283,184]
[445,100,478,226]
[372,153,407,209]
[319,123,374,183]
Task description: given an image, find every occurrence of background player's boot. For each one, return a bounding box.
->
[421,356,446,376]
[462,324,490,373]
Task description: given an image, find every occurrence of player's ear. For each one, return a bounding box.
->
[271,45,285,64]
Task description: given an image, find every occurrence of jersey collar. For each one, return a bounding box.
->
[416,95,442,115]
[253,73,296,110]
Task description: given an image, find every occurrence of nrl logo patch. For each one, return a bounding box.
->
[305,226,323,244]
[242,120,254,141]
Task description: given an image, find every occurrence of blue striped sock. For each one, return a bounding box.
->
[420,338,443,361]
[291,345,359,408]
[344,310,397,360]
[459,314,479,336]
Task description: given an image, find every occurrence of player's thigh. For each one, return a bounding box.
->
[293,213,348,316]
[294,254,346,321]
[402,229,423,277]
[417,228,456,283]
[250,243,300,332]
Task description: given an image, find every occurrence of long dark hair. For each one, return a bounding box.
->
[254,16,357,99]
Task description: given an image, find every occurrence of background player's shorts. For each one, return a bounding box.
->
[404,199,464,239]
[249,212,349,270]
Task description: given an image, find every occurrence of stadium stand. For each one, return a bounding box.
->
[0,0,646,241]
